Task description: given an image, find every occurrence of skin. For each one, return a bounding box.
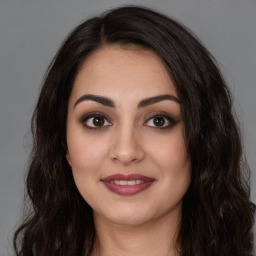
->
[66,45,191,256]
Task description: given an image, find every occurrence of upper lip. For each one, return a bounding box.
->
[101,173,155,182]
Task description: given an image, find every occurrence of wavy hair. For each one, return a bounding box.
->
[14,5,255,256]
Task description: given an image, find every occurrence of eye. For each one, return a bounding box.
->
[144,114,176,129]
[81,113,112,129]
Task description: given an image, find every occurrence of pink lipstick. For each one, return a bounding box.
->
[101,173,155,195]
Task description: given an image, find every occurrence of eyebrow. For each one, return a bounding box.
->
[138,94,180,108]
[74,94,115,108]
[74,94,180,109]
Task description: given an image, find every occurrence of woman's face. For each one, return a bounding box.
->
[66,45,191,226]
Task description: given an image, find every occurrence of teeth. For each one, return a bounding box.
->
[120,180,127,185]
[109,180,144,185]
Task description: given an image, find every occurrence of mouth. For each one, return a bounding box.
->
[101,173,155,196]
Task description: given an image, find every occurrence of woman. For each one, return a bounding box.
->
[13,6,255,256]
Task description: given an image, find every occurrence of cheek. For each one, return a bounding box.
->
[67,126,108,171]
[149,129,191,195]
[66,131,109,202]
[162,141,189,171]
[67,135,108,203]
[68,142,104,170]
[149,129,189,171]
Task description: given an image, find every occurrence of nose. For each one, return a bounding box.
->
[110,125,145,165]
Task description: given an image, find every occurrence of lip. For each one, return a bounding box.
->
[101,173,155,196]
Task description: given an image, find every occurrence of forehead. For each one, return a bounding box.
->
[70,45,178,104]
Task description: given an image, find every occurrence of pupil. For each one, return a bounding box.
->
[93,116,104,126]
[153,117,165,126]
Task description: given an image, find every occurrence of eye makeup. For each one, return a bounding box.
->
[143,111,178,130]
[79,109,179,132]
[80,111,112,130]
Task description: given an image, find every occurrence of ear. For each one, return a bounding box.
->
[66,152,72,167]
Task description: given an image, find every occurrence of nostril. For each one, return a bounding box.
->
[109,131,145,164]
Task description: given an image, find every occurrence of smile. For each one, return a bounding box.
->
[101,173,155,195]
[109,180,144,185]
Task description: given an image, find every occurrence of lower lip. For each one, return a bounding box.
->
[102,181,154,195]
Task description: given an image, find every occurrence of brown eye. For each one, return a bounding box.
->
[92,116,105,127]
[153,116,166,127]
[82,113,112,129]
[144,114,177,129]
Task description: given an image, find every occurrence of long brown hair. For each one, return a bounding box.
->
[14,6,255,256]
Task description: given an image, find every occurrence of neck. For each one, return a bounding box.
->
[91,210,181,256]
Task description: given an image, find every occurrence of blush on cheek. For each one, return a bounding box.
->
[68,142,107,177]
[155,143,188,167]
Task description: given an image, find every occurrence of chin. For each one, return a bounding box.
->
[94,205,155,227]
[106,213,152,227]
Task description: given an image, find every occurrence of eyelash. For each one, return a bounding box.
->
[80,111,177,130]
[144,112,177,130]
[81,111,112,130]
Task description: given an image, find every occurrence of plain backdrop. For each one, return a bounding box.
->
[0,0,255,255]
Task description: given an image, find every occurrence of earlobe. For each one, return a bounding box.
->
[66,152,72,167]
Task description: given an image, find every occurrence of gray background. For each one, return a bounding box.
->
[0,0,255,255]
